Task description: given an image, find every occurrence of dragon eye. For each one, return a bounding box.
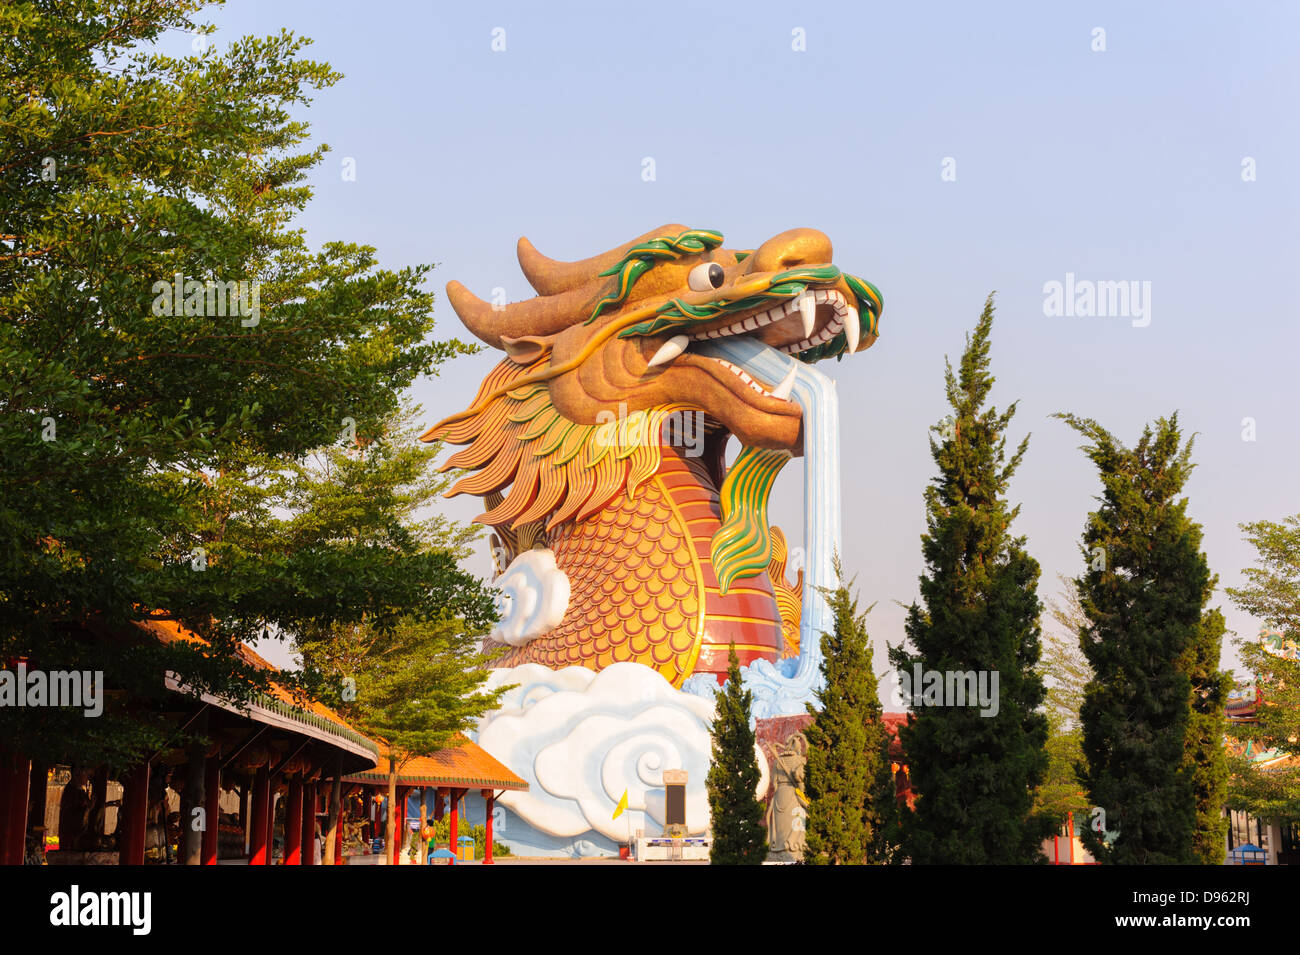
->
[688,262,726,292]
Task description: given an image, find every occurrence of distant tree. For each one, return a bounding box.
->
[890,296,1050,864]
[1057,413,1228,864]
[706,646,768,865]
[1033,577,1093,826]
[292,405,501,861]
[1225,516,1300,821]
[804,574,896,864]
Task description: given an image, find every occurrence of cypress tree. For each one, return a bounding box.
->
[889,295,1050,864]
[804,576,895,864]
[1056,413,1229,864]
[707,646,768,864]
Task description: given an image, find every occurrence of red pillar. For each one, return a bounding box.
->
[448,788,459,860]
[1,750,31,865]
[248,766,270,865]
[334,801,344,865]
[301,782,316,866]
[119,762,149,866]
[284,779,301,867]
[482,789,495,865]
[391,787,405,866]
[202,757,220,865]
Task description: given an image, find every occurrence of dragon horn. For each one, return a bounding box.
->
[446,280,594,349]
[517,223,689,295]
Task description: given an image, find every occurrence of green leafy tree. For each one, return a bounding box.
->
[889,295,1050,864]
[707,646,768,865]
[1056,413,1229,864]
[1033,577,1093,826]
[804,576,895,864]
[1225,516,1300,820]
[299,614,504,861]
[291,404,502,860]
[0,1,470,767]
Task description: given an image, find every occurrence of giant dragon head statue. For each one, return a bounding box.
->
[423,226,881,682]
[430,225,881,454]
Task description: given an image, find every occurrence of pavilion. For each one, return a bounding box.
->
[342,736,528,865]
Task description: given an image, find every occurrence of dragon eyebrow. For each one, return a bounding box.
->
[585,228,724,324]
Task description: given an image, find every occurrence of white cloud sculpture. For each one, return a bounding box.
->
[474,662,768,843]
[490,548,570,647]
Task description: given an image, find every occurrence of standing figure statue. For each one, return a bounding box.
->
[765,733,808,863]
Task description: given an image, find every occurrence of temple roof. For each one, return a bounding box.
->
[343,735,529,792]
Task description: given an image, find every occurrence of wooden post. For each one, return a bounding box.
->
[418,788,428,866]
[301,782,316,866]
[202,757,220,865]
[27,761,47,864]
[391,787,406,866]
[284,777,303,865]
[182,718,206,865]
[448,788,459,861]
[483,789,495,865]
[324,755,342,866]
[238,779,247,856]
[119,761,149,866]
[1,750,30,865]
[248,766,270,865]
[91,765,108,846]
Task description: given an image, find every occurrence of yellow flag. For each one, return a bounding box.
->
[612,789,629,820]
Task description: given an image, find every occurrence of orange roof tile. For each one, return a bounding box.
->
[134,615,379,764]
[344,735,528,792]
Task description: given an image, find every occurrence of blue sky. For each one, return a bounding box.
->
[185,1,1299,676]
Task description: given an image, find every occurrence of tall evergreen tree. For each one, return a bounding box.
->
[889,295,1050,864]
[804,575,895,864]
[707,646,768,865]
[1057,413,1228,864]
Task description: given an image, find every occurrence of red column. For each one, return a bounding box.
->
[119,762,149,866]
[248,766,270,865]
[267,788,278,864]
[202,757,220,865]
[390,787,405,866]
[284,777,303,865]
[1,750,31,865]
[483,789,495,865]
[334,802,344,865]
[448,788,459,861]
[301,783,316,866]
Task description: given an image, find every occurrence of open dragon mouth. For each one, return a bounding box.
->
[623,265,881,414]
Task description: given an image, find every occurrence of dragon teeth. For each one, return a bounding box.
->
[770,362,798,400]
[844,306,860,353]
[687,287,849,347]
[799,291,817,337]
[646,334,689,368]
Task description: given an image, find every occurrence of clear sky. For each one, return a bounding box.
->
[184,1,1299,677]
